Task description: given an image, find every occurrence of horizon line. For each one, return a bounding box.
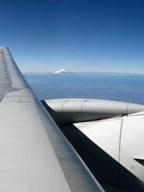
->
[23,71,144,75]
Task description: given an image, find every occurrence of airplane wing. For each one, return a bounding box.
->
[0,47,104,192]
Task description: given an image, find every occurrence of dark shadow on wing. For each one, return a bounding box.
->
[60,123,144,192]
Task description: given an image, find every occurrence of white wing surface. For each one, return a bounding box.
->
[0,47,103,192]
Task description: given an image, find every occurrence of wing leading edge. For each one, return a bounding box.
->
[0,47,103,192]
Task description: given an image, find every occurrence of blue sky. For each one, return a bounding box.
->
[1,0,144,73]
